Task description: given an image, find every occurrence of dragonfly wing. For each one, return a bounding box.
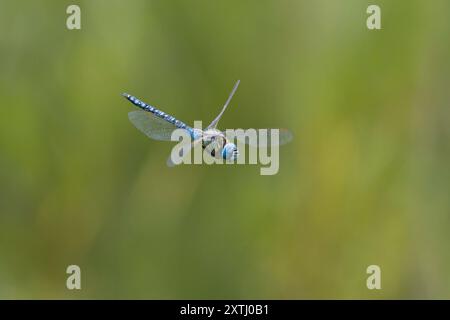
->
[206,80,240,129]
[167,138,202,167]
[128,110,178,141]
[234,129,293,147]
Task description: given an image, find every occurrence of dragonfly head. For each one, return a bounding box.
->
[222,142,239,161]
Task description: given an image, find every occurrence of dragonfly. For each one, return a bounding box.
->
[122,80,292,166]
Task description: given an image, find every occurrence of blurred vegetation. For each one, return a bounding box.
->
[0,0,449,299]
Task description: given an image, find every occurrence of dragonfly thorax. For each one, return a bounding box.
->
[200,129,239,161]
[201,129,226,149]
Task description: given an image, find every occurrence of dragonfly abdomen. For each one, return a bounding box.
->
[122,93,190,130]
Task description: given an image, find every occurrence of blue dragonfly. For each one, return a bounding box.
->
[122,80,292,166]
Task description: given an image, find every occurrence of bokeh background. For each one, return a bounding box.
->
[0,0,449,299]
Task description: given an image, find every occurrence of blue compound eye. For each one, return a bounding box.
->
[222,143,239,161]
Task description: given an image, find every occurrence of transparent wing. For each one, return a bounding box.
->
[167,138,203,167]
[128,111,178,141]
[234,129,293,147]
[206,80,240,129]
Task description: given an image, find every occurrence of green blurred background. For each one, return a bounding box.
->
[0,0,449,299]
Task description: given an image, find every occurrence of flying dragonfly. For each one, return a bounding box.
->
[122,80,292,166]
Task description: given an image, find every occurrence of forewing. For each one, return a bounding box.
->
[235,129,293,147]
[206,80,240,129]
[128,111,177,141]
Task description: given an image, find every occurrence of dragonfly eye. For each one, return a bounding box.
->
[222,143,238,161]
